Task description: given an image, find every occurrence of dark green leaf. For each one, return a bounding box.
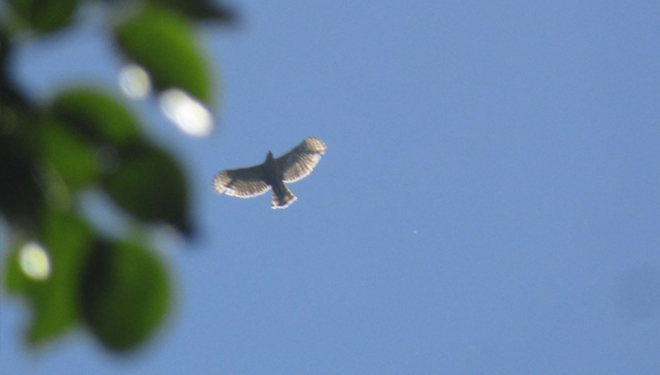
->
[50,89,142,146]
[1,26,11,76]
[0,121,44,227]
[7,0,79,34]
[102,144,193,235]
[114,6,213,105]
[81,239,171,351]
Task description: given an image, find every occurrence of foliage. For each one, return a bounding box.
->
[0,0,234,352]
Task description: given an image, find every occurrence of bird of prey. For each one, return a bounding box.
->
[213,137,327,209]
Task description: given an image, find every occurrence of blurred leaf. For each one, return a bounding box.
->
[50,89,142,146]
[102,144,192,235]
[1,26,10,76]
[7,0,79,34]
[0,120,44,227]
[115,6,213,105]
[3,209,93,344]
[38,118,97,192]
[81,239,171,351]
[146,0,237,23]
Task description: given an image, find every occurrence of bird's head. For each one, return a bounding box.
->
[265,150,274,162]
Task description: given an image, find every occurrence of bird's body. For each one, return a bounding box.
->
[263,151,297,208]
[213,137,326,209]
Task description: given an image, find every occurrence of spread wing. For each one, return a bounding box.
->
[276,137,327,183]
[213,164,271,198]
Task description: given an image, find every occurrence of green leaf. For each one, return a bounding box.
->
[7,0,79,34]
[50,88,142,146]
[38,118,98,192]
[102,144,192,235]
[115,6,213,105]
[81,239,171,351]
[3,209,93,344]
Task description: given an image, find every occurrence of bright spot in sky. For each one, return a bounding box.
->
[19,242,51,281]
[159,89,213,137]
[118,64,152,99]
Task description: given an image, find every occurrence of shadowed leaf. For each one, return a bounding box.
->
[0,116,43,227]
[7,0,79,34]
[81,239,171,351]
[102,144,192,235]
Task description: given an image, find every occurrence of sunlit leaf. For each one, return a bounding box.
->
[3,209,93,344]
[114,6,213,105]
[50,89,142,146]
[102,144,192,235]
[7,0,79,34]
[81,239,171,351]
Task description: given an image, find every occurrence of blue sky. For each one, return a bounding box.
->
[2,0,660,374]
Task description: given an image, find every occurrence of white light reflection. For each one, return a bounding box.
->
[119,64,152,99]
[159,89,213,137]
[19,242,51,281]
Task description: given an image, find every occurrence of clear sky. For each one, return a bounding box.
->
[2,0,660,374]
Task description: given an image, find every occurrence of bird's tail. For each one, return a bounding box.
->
[271,186,297,209]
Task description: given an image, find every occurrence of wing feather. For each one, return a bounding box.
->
[276,137,327,183]
[212,164,270,198]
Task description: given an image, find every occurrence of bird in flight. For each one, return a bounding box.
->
[213,137,327,209]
